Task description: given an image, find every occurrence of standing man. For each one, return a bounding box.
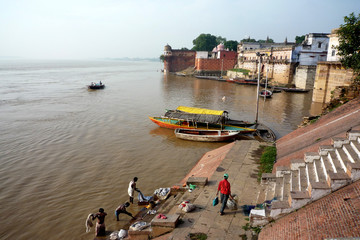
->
[128,177,139,204]
[92,208,107,237]
[216,173,234,215]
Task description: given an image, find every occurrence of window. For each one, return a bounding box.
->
[332,50,336,56]
[318,42,322,48]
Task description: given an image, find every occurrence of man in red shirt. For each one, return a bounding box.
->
[216,173,234,215]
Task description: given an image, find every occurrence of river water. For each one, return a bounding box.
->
[0,59,322,239]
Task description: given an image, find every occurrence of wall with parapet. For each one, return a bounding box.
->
[294,65,317,89]
[312,61,353,103]
[163,50,196,73]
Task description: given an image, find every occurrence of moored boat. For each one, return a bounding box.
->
[259,89,273,98]
[282,88,309,93]
[149,116,255,132]
[174,128,240,142]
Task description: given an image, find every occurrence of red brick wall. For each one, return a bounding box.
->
[259,179,360,240]
[195,58,237,71]
[218,51,237,60]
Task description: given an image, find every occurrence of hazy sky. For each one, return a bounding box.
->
[0,0,359,59]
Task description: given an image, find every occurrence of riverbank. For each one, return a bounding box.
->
[168,140,272,239]
[120,140,272,240]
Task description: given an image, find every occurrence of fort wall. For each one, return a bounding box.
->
[312,61,353,103]
[163,50,196,73]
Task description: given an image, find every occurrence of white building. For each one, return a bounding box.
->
[296,33,329,65]
[327,29,340,62]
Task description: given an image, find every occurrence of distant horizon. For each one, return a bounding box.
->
[1,0,358,59]
[0,56,161,61]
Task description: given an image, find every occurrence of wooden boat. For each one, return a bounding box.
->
[282,88,309,93]
[259,89,273,98]
[233,79,258,85]
[88,82,105,89]
[149,116,256,132]
[194,75,225,81]
[150,106,256,131]
[174,128,240,142]
[254,123,277,142]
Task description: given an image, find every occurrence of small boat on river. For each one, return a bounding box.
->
[88,82,105,89]
[259,89,273,98]
[175,128,240,142]
[282,88,309,93]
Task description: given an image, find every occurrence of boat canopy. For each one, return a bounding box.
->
[164,110,224,125]
[176,106,227,116]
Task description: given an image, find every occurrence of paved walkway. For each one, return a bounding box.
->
[154,140,272,240]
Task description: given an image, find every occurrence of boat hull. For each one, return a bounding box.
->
[175,128,240,142]
[149,117,255,132]
[88,84,105,89]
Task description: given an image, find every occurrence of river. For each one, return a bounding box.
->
[0,59,322,239]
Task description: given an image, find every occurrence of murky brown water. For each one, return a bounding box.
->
[0,60,322,239]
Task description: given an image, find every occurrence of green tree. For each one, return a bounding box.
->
[337,12,360,82]
[295,35,305,44]
[159,54,164,62]
[240,37,256,43]
[192,33,218,51]
[216,36,227,45]
[224,40,238,51]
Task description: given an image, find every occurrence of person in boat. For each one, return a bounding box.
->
[115,202,135,221]
[99,81,102,85]
[92,208,107,237]
[128,177,139,204]
[216,173,234,215]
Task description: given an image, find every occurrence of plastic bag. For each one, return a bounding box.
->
[178,200,195,212]
[118,229,127,239]
[183,203,195,212]
[226,198,237,210]
[109,231,119,240]
[212,197,219,206]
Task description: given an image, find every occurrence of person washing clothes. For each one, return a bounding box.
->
[128,177,139,204]
[115,202,135,221]
[216,173,234,215]
[92,208,107,237]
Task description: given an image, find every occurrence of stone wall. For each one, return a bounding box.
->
[237,60,295,84]
[293,65,316,89]
[164,50,196,73]
[312,61,353,103]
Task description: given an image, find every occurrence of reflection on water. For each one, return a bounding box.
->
[0,60,321,239]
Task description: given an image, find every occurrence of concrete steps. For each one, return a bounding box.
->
[256,131,360,224]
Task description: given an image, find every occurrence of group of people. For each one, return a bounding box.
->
[91,177,139,237]
[91,174,233,237]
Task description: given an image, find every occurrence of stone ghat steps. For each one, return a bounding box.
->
[253,130,360,225]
